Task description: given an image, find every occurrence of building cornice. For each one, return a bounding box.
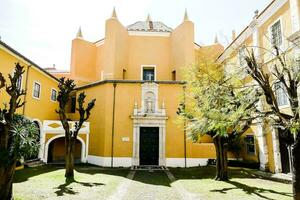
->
[218,0,288,63]
[76,80,186,90]
[0,40,59,82]
[128,31,170,37]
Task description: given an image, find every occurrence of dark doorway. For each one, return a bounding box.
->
[47,137,82,163]
[278,129,293,173]
[140,127,159,165]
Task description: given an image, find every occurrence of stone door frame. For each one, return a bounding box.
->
[132,117,167,166]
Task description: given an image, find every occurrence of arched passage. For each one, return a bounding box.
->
[45,135,85,163]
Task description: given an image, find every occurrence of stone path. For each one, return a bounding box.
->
[107,170,136,200]
[165,169,202,200]
[108,168,200,200]
[123,170,181,200]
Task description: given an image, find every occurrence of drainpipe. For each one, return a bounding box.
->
[111,83,117,168]
[183,85,187,168]
[22,65,31,115]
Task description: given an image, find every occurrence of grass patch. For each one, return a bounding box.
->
[13,165,129,200]
[123,171,180,200]
[170,166,293,200]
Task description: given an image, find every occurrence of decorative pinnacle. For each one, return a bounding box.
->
[214,34,219,43]
[76,26,83,38]
[162,100,165,109]
[232,30,236,41]
[146,13,152,22]
[111,7,118,19]
[134,100,138,109]
[184,8,189,21]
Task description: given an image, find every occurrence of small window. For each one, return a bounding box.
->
[271,20,282,47]
[122,69,126,80]
[51,89,57,101]
[33,82,41,99]
[238,47,247,67]
[142,67,155,81]
[71,96,76,113]
[245,135,255,155]
[172,70,176,81]
[16,75,22,91]
[274,82,289,106]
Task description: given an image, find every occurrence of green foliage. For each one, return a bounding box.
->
[11,115,39,160]
[0,63,31,167]
[178,63,261,140]
[0,114,39,166]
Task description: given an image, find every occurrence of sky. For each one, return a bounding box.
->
[0,0,271,70]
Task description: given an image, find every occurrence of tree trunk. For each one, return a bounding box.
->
[292,134,300,200]
[0,120,17,199]
[0,161,16,200]
[65,137,75,179]
[213,136,228,181]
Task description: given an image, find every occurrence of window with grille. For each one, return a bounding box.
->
[274,82,288,106]
[245,135,255,155]
[16,75,22,91]
[33,82,41,99]
[51,89,57,101]
[142,67,155,81]
[238,47,247,67]
[271,20,282,47]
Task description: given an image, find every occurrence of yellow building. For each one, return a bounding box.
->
[0,40,89,163]
[3,0,299,171]
[47,10,227,167]
[218,0,300,174]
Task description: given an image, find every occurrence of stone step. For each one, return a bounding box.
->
[24,159,45,168]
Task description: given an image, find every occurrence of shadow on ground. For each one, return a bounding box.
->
[14,164,292,199]
[210,180,292,200]
[132,170,171,187]
[14,163,129,183]
[170,166,293,200]
[14,165,61,183]
[54,177,105,196]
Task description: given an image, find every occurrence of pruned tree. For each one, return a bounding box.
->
[57,77,96,179]
[178,63,260,181]
[244,47,300,200]
[0,63,39,199]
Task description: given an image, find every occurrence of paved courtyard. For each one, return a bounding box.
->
[13,165,293,200]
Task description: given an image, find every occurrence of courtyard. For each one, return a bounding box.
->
[13,165,292,200]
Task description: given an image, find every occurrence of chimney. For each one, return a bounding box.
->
[232,30,236,41]
[146,14,153,30]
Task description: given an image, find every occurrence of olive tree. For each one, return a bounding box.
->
[178,63,260,180]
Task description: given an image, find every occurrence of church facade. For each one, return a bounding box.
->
[48,10,225,167]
